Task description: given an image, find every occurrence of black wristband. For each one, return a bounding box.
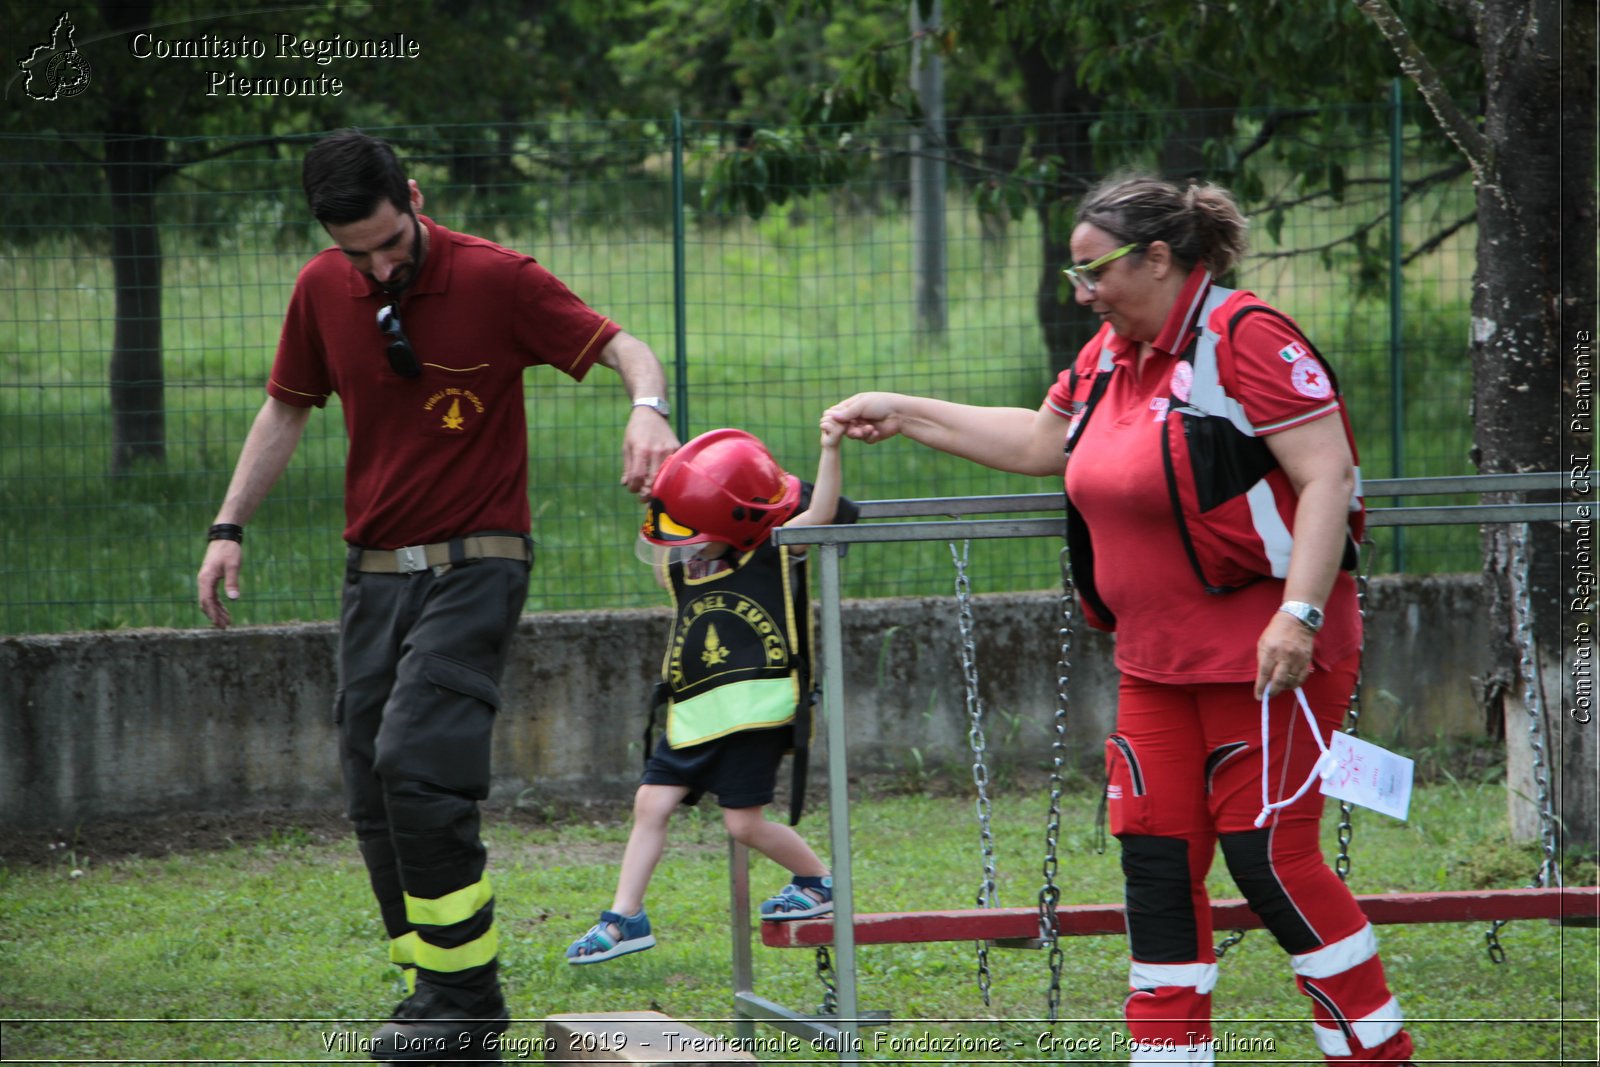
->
[208,523,244,544]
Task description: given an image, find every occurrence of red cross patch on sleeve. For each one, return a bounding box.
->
[1290,355,1333,399]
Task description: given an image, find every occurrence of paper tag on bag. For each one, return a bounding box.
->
[1319,732,1414,820]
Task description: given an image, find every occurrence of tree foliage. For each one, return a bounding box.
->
[0,0,652,469]
[707,0,1479,252]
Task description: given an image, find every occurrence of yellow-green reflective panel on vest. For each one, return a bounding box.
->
[667,675,797,748]
[404,877,493,928]
[413,926,500,973]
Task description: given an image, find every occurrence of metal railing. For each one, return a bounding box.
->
[733,472,1569,1052]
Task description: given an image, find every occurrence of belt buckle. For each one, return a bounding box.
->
[395,545,429,574]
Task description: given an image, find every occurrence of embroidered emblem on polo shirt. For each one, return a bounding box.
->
[1290,356,1332,399]
[1279,341,1309,363]
[423,387,485,431]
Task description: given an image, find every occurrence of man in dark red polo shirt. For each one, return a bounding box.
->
[196,130,678,1060]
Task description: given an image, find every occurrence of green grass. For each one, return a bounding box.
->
[0,166,1480,634]
[2,774,1594,1063]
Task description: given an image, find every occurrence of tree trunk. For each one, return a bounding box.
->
[1557,0,1598,867]
[1013,56,1239,378]
[1012,42,1100,377]
[102,0,165,473]
[910,0,947,336]
[1472,0,1595,860]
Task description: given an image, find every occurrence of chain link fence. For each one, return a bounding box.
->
[0,105,1477,634]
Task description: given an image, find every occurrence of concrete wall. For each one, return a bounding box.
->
[1,575,1491,829]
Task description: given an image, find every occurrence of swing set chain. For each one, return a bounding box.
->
[814,945,839,1016]
[1335,542,1373,883]
[951,541,999,1006]
[1485,523,1562,964]
[1037,543,1074,1024]
[1214,928,1248,959]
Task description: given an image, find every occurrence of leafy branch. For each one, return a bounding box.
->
[1352,0,1490,183]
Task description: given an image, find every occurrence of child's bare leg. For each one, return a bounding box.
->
[721,806,827,876]
[611,783,690,916]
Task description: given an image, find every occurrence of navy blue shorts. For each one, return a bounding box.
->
[642,724,794,809]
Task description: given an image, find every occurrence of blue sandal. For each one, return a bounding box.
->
[566,908,656,964]
[760,875,834,921]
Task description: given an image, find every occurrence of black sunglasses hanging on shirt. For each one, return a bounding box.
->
[375,303,421,378]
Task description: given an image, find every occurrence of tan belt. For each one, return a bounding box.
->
[354,535,530,574]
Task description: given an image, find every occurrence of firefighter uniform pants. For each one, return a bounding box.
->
[336,553,529,1007]
[1105,656,1414,1064]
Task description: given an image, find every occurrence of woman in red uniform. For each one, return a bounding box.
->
[826,174,1413,1065]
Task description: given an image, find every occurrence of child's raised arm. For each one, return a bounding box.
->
[783,416,845,534]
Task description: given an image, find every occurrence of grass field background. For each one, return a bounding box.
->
[2,756,1594,1063]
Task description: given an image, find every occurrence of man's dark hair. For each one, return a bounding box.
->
[301,129,411,225]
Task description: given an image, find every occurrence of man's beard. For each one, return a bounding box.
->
[378,214,425,295]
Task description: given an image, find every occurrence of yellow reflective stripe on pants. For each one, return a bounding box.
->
[389,931,420,967]
[412,926,500,974]
[389,933,420,994]
[404,877,494,928]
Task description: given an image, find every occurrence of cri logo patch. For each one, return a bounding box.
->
[1289,356,1332,400]
[423,388,485,431]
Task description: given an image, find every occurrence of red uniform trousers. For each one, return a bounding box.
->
[1105,656,1414,1064]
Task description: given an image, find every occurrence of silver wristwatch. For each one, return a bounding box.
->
[1278,600,1325,633]
[631,395,670,418]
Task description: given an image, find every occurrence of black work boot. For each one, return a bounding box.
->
[369,982,508,1062]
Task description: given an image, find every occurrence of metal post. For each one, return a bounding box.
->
[671,110,690,441]
[909,0,946,336]
[729,840,756,1043]
[819,544,861,1062]
[1388,79,1406,570]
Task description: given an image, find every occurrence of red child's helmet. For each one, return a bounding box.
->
[641,428,801,552]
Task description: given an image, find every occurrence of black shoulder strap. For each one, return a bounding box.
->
[642,680,672,773]
[788,655,815,827]
[1061,358,1119,627]
[1063,360,1116,459]
[787,549,814,826]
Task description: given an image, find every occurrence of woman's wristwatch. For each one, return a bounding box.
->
[1278,600,1324,633]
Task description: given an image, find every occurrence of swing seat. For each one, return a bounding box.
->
[759,885,1600,948]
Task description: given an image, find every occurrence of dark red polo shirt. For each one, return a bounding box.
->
[1045,268,1359,685]
[268,216,619,548]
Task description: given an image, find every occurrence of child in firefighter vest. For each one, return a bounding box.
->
[567,422,858,964]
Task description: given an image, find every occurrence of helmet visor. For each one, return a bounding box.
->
[633,533,710,567]
[640,497,708,546]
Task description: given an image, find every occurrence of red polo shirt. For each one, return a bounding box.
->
[268,216,619,548]
[1046,268,1360,685]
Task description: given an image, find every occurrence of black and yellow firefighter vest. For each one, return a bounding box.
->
[661,539,811,749]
